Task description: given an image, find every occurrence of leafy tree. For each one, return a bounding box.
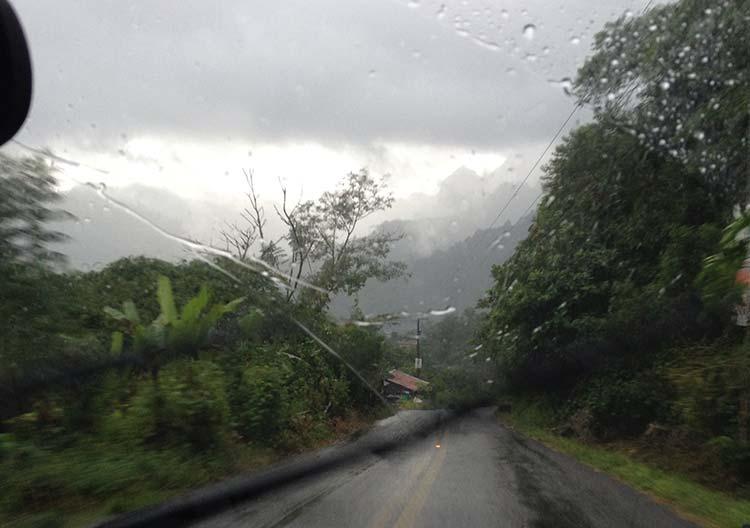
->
[0,153,71,266]
[333,324,387,408]
[58,256,273,342]
[479,0,747,440]
[306,169,405,300]
[420,309,480,374]
[0,153,73,409]
[574,0,749,207]
[228,168,405,307]
[105,276,244,379]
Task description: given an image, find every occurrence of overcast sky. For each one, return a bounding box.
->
[8,0,644,202]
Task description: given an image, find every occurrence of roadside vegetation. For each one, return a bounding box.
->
[478,0,750,517]
[0,156,403,527]
[502,399,750,528]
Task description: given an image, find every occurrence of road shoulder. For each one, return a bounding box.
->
[499,409,750,528]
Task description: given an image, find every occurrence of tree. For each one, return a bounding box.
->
[477,0,747,440]
[0,153,74,398]
[105,276,245,380]
[574,0,749,207]
[231,168,406,307]
[0,152,72,266]
[221,168,285,266]
[420,309,480,374]
[274,185,320,302]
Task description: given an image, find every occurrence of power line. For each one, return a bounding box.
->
[478,103,581,271]
[484,103,581,233]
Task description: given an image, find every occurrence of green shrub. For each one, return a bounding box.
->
[706,436,750,481]
[576,370,672,438]
[668,343,747,439]
[127,360,230,449]
[280,413,332,451]
[430,367,493,410]
[333,325,386,408]
[233,364,289,443]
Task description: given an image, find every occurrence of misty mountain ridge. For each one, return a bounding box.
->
[331,213,534,320]
[50,165,537,317]
[379,165,538,260]
[52,164,537,267]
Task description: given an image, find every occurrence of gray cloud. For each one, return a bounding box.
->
[13,0,639,152]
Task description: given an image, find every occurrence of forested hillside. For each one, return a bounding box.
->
[480,0,750,492]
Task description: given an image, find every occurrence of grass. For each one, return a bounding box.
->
[1,441,276,528]
[398,398,430,410]
[0,411,376,528]
[501,398,750,528]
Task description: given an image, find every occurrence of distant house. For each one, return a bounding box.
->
[383,369,429,401]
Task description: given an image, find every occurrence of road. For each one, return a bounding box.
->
[195,408,697,528]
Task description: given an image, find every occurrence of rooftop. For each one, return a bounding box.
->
[386,369,429,392]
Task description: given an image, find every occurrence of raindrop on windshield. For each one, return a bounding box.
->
[523,24,536,40]
[549,77,573,93]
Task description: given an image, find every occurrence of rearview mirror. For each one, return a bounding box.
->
[0,0,32,146]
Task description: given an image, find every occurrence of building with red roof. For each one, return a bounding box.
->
[383,369,429,401]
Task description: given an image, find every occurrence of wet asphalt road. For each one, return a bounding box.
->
[195,408,697,528]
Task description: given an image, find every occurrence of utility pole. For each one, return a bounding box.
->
[415,318,422,378]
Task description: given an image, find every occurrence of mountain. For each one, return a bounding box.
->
[331,166,538,319]
[332,212,534,319]
[50,184,233,270]
[377,167,538,260]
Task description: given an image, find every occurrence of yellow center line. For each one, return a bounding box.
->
[366,432,448,528]
[366,448,435,528]
[392,439,447,528]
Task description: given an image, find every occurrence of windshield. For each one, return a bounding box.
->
[1,0,748,527]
